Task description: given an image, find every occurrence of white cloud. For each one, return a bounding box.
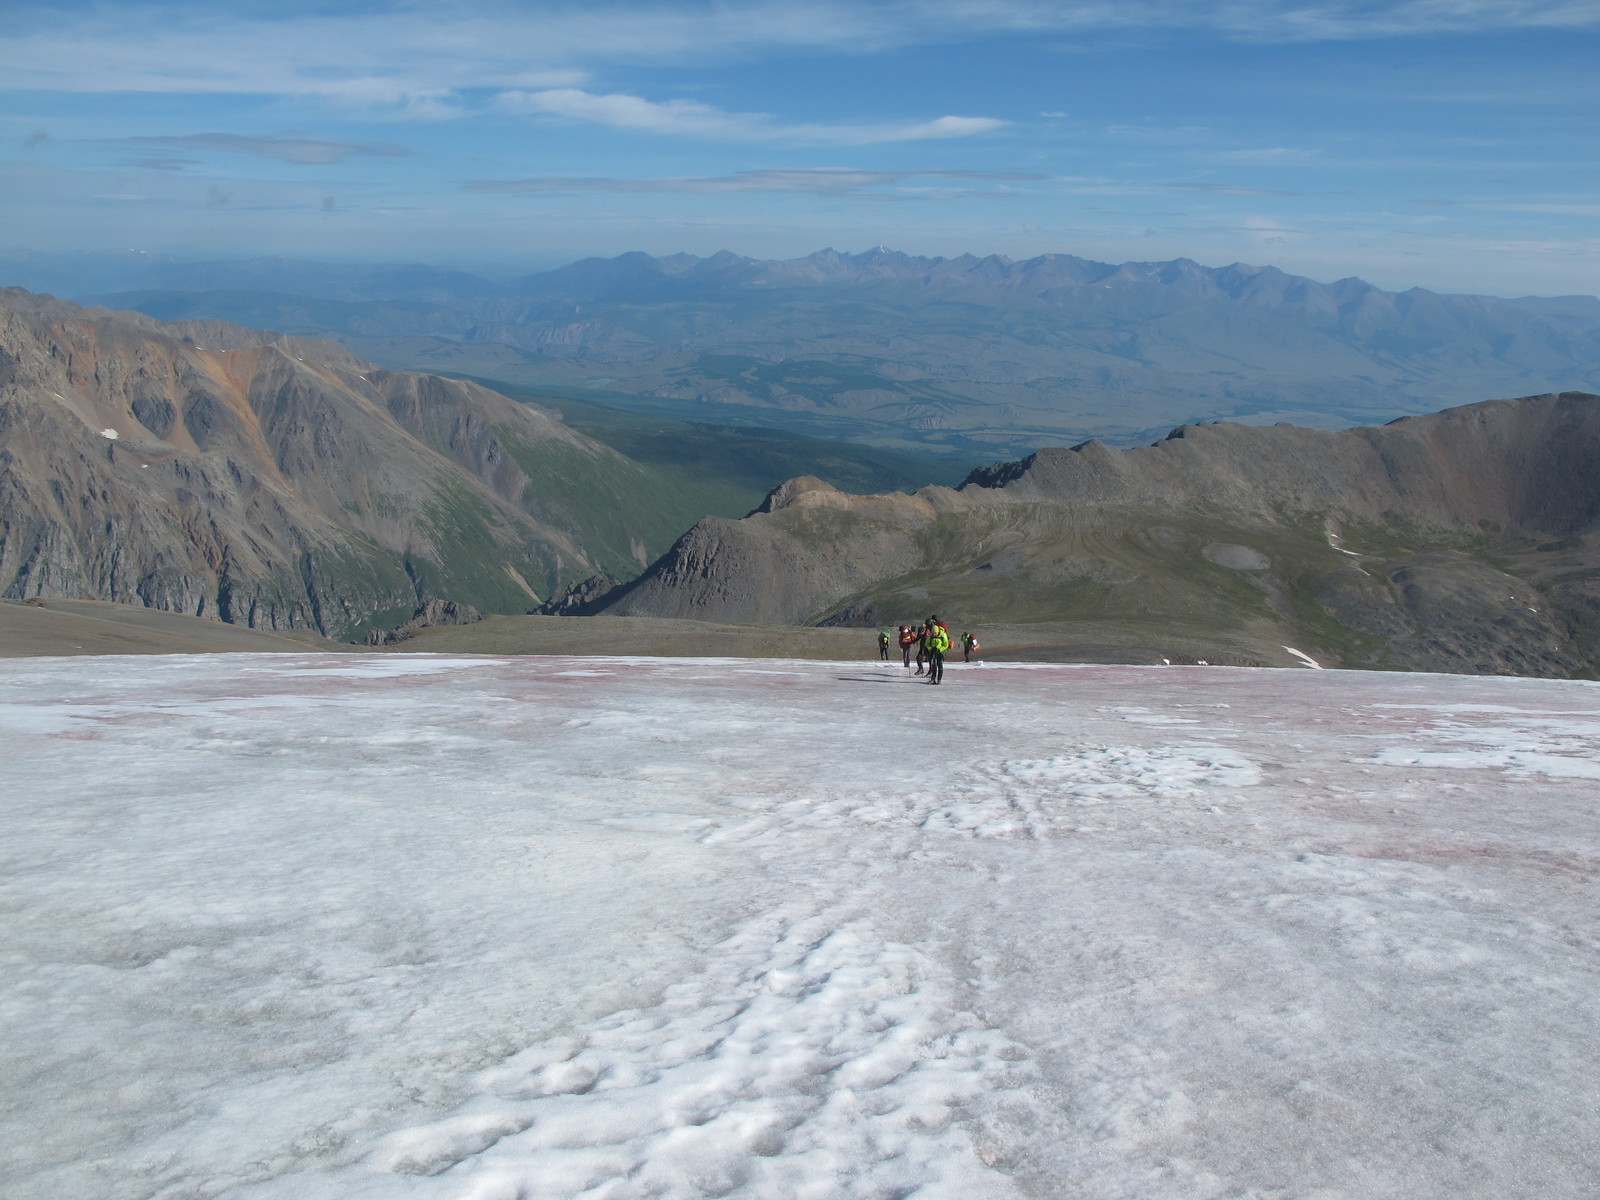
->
[899,116,1007,141]
[496,90,754,137]
[468,167,1041,195]
[1487,202,1600,217]
[1241,213,1301,245]
[123,134,411,165]
[1170,181,1299,196]
[497,89,1005,144]
[1216,146,1324,165]
[2,1,1593,110]
[926,0,1600,41]
[0,10,586,108]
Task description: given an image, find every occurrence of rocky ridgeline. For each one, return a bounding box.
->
[596,393,1600,678]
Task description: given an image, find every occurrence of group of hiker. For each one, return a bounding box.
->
[876,618,979,684]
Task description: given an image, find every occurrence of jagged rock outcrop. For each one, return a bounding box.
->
[364,598,482,645]
[0,289,682,639]
[598,393,1600,677]
[536,572,623,615]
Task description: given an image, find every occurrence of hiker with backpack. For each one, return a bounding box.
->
[961,631,980,662]
[877,630,891,660]
[923,615,950,684]
[897,624,918,668]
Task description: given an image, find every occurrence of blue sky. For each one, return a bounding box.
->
[2,0,1596,296]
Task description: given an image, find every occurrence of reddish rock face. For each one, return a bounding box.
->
[0,289,647,638]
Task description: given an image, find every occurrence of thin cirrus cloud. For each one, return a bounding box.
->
[1216,147,1323,165]
[496,89,1005,144]
[1169,181,1299,196]
[467,168,1045,196]
[118,156,198,173]
[7,1,1589,108]
[0,4,880,103]
[956,0,1600,40]
[121,134,412,165]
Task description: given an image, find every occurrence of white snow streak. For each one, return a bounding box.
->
[1283,645,1323,669]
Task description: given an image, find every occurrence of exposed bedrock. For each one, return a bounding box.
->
[0,289,671,639]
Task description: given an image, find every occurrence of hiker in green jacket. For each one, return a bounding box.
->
[923,615,950,684]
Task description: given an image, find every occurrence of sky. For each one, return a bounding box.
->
[1,0,1597,296]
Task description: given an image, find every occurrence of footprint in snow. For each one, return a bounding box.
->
[359,911,1038,1199]
[844,747,1263,840]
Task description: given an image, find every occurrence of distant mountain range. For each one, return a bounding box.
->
[6,287,1598,676]
[0,290,947,640]
[5,248,1597,457]
[594,392,1600,678]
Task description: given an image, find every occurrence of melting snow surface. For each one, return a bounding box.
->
[3,654,1599,1199]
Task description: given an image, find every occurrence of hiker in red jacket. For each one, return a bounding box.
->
[897,624,918,668]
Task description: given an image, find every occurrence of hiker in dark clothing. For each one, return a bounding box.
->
[923,615,950,684]
[960,631,979,663]
[877,630,891,660]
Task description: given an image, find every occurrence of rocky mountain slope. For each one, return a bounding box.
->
[19,247,1597,456]
[595,392,1600,677]
[0,290,737,639]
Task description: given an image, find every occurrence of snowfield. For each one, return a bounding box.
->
[3,653,1599,1200]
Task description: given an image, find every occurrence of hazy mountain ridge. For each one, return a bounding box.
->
[9,247,1596,457]
[596,392,1600,678]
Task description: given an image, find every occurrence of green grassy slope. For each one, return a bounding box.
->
[369,379,975,629]
[807,506,1594,677]
[466,378,972,514]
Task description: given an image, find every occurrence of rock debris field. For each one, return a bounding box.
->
[3,653,1598,1199]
